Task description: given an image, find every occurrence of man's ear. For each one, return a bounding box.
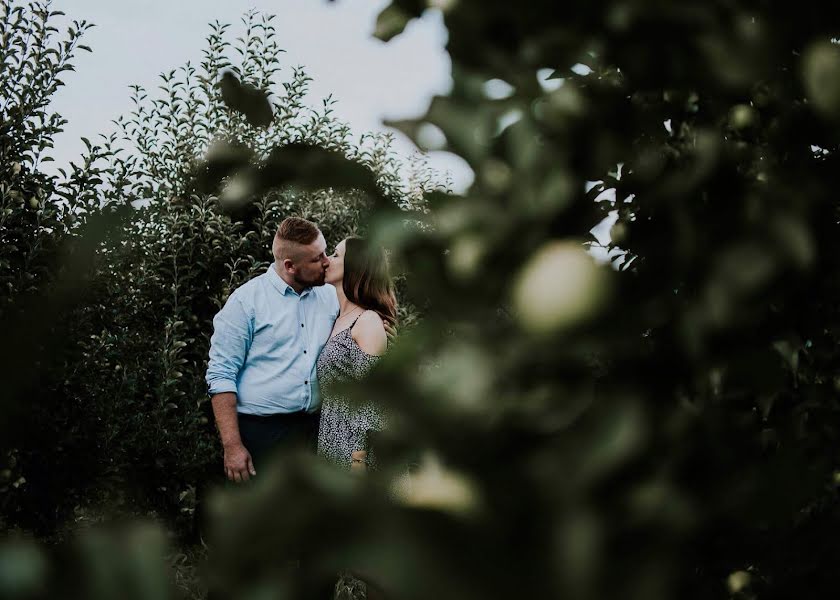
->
[282,258,295,274]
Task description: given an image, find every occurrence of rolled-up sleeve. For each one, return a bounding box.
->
[206,294,253,396]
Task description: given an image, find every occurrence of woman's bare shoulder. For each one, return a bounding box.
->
[352,310,387,356]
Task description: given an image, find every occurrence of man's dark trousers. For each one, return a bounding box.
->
[237,410,319,470]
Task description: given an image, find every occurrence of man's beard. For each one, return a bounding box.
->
[294,270,325,288]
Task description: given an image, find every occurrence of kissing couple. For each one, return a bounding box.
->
[205,216,397,482]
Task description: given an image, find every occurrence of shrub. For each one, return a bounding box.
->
[0,0,126,534]
[0,0,92,311]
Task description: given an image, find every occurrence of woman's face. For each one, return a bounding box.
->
[325,239,346,286]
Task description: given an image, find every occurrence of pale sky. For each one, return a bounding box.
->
[47,0,473,192]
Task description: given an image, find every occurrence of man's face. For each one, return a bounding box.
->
[290,233,330,288]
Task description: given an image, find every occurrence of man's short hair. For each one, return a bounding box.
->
[273,217,320,262]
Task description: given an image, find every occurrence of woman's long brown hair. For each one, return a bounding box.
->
[342,237,397,325]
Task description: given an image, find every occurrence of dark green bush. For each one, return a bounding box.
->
[0,0,119,534]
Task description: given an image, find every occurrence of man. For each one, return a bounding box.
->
[206,217,338,483]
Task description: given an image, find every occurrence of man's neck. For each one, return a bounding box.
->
[274,262,306,295]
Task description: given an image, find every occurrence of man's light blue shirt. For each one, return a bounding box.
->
[205,264,339,415]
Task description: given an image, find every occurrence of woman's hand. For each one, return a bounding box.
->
[383,320,397,343]
[350,450,367,473]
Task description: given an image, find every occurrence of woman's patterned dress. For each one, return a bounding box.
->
[316,314,384,469]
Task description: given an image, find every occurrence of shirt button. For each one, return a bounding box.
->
[303,350,307,354]
[305,380,309,385]
[301,323,305,328]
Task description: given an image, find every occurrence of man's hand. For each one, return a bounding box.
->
[383,320,397,343]
[211,392,254,482]
[224,442,256,483]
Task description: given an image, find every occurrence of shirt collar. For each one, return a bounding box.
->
[268,262,311,297]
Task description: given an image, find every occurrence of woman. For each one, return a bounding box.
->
[316,236,397,471]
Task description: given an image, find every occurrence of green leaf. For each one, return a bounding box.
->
[218,70,273,127]
[373,4,413,42]
[258,143,382,199]
[803,40,840,119]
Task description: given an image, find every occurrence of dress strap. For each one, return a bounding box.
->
[349,311,366,332]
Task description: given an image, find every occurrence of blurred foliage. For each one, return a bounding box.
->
[198,2,840,600]
[5,0,840,599]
